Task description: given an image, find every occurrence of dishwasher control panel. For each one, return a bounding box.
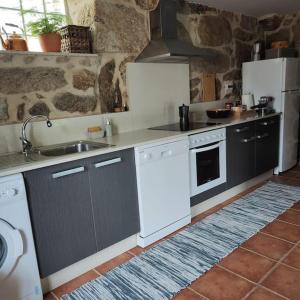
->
[136,138,189,165]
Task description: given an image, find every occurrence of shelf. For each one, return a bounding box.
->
[0,50,99,58]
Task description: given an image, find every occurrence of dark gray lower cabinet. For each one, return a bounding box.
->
[226,116,280,189]
[24,160,97,278]
[24,148,139,277]
[88,149,140,250]
[255,116,280,176]
[226,121,256,189]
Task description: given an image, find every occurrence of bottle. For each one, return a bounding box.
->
[113,89,122,113]
[105,119,113,137]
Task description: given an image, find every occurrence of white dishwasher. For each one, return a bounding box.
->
[135,137,191,247]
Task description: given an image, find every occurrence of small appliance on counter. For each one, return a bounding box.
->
[242,93,255,110]
[250,96,275,116]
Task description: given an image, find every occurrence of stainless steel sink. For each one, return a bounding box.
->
[34,140,112,157]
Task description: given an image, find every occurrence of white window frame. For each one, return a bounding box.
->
[0,0,67,40]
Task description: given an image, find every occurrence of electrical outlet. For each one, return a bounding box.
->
[224,81,234,95]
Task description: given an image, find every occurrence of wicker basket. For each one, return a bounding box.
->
[59,25,92,53]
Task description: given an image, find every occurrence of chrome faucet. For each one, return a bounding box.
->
[21,115,52,154]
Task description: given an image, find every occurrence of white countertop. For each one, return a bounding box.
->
[0,112,280,177]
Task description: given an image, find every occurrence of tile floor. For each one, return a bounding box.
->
[44,168,300,300]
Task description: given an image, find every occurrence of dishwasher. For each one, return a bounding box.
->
[135,137,191,247]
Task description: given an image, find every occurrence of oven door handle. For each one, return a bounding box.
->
[191,142,221,153]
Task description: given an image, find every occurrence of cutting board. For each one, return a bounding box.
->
[202,73,216,102]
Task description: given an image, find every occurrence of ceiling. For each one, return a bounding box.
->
[186,0,300,16]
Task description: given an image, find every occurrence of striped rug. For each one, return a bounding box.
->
[61,181,300,300]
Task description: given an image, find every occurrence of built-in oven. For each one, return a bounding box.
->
[189,128,226,196]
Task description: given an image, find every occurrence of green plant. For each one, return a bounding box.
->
[26,14,65,36]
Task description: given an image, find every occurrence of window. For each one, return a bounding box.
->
[0,0,66,52]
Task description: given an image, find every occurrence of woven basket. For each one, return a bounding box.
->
[59,25,92,53]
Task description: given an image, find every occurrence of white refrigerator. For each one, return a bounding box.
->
[243,58,300,173]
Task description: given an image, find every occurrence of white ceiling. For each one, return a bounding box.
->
[186,0,300,16]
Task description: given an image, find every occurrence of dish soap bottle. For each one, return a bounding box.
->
[105,118,113,137]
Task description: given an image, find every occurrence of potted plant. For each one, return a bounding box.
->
[27,14,64,52]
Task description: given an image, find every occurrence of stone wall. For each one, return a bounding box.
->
[67,0,261,106]
[0,53,100,124]
[176,1,261,103]
[4,1,298,125]
[258,12,300,48]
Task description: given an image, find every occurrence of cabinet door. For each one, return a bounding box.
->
[255,116,280,175]
[226,122,256,188]
[24,160,97,277]
[88,149,140,250]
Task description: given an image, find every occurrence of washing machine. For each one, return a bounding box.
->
[0,174,42,300]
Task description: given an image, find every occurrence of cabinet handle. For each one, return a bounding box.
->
[260,121,275,126]
[256,133,269,140]
[94,158,122,168]
[52,166,85,179]
[241,136,256,143]
[235,127,250,133]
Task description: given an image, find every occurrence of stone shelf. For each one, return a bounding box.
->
[0,50,98,58]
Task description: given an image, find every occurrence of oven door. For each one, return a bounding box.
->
[190,140,226,196]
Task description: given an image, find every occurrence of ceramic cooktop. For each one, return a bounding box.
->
[149,122,221,132]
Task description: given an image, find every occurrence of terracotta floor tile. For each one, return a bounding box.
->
[128,245,145,256]
[271,176,300,187]
[246,287,285,300]
[219,248,274,282]
[277,209,300,226]
[242,232,293,261]
[289,166,300,173]
[43,292,58,300]
[190,266,254,300]
[53,270,98,298]
[172,288,206,299]
[262,264,300,299]
[283,246,300,270]
[291,201,300,211]
[282,171,300,180]
[261,220,300,243]
[95,252,133,274]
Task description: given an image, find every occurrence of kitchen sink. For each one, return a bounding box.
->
[34,140,113,157]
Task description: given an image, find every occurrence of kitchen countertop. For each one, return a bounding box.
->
[0,111,281,177]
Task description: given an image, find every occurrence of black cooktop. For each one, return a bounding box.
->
[149,122,221,132]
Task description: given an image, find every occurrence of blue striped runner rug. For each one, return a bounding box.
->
[61,181,300,300]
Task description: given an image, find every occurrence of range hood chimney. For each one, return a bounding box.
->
[136,0,215,63]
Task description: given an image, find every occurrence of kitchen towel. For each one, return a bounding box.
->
[61,181,300,300]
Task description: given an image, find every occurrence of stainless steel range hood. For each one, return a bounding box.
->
[136,0,215,63]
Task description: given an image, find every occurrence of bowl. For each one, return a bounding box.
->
[206,109,232,119]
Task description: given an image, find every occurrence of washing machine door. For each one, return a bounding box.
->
[0,219,23,280]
